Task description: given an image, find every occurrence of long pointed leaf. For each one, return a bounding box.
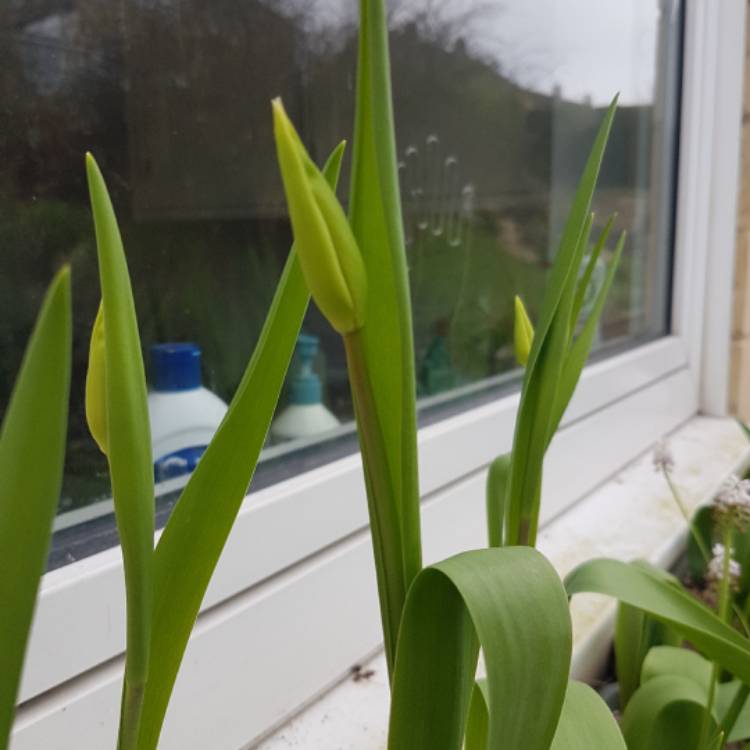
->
[0,268,71,748]
[548,231,625,437]
[566,559,750,682]
[135,146,344,750]
[505,97,618,546]
[388,547,571,750]
[86,154,154,747]
[350,0,421,604]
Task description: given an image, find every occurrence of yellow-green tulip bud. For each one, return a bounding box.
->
[514,295,534,367]
[86,301,108,454]
[272,97,367,334]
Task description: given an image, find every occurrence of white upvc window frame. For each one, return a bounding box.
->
[12,2,747,748]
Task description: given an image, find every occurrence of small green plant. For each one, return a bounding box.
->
[590,448,750,749]
[81,145,344,748]
[563,445,750,749]
[271,1,633,747]
[0,268,71,750]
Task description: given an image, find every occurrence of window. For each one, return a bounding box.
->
[10,1,747,747]
[2,0,682,564]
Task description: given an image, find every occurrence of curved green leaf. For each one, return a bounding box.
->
[642,645,712,689]
[135,146,344,750]
[621,675,717,750]
[86,154,154,748]
[0,268,71,749]
[388,547,571,750]
[642,645,750,742]
[566,559,750,683]
[550,681,626,750]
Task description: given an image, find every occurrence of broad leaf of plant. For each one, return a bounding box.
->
[641,645,712,690]
[616,603,681,709]
[549,681,626,749]
[566,559,750,683]
[642,645,750,742]
[86,154,155,741]
[135,147,344,750]
[505,97,617,546]
[0,268,71,749]
[350,0,421,594]
[620,675,717,750]
[388,547,571,750]
[548,229,625,439]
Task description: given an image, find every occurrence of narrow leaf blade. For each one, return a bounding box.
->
[350,0,421,589]
[135,149,344,750]
[0,268,71,747]
[86,155,154,709]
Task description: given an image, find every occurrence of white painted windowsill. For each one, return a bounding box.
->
[257,416,750,750]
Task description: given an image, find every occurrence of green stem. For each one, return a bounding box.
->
[663,470,750,637]
[117,676,145,750]
[344,330,407,679]
[663,469,711,564]
[701,524,734,747]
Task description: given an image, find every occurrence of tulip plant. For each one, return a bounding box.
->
[0,269,71,750]
[4,1,750,749]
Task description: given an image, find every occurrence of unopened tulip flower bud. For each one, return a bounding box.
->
[86,301,108,454]
[514,295,534,366]
[272,97,367,334]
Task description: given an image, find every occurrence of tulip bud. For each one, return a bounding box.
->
[86,301,108,454]
[272,97,367,334]
[514,295,534,367]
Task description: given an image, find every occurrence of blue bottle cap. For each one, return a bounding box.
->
[289,334,322,405]
[150,342,202,392]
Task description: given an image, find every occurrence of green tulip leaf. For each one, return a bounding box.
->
[550,681,627,750]
[0,268,71,749]
[135,145,345,750]
[621,675,718,750]
[388,547,571,750]
[505,97,618,546]
[86,154,155,749]
[566,559,750,683]
[349,0,422,674]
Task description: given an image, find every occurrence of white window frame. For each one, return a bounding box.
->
[12,2,747,748]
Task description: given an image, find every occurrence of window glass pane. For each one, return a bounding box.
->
[0,0,681,563]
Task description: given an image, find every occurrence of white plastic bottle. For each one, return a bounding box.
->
[271,334,340,442]
[148,343,228,482]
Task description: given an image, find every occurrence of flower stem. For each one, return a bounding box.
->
[344,329,406,679]
[701,524,734,747]
[663,468,711,564]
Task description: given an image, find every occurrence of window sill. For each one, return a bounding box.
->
[256,415,750,749]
